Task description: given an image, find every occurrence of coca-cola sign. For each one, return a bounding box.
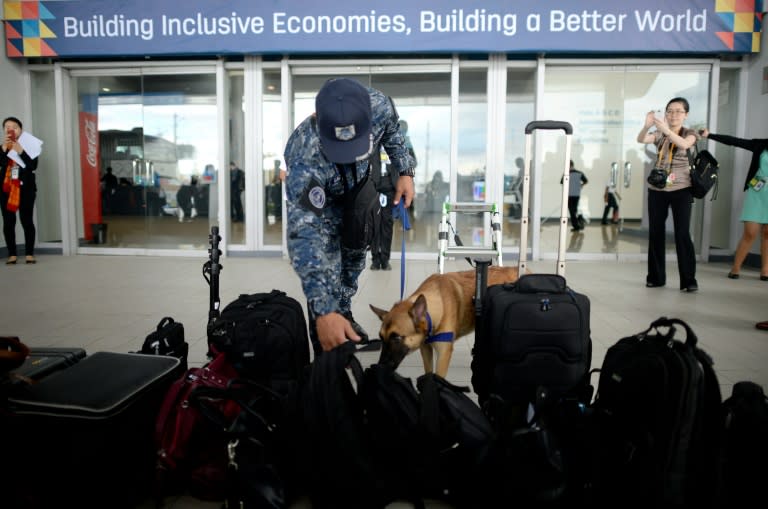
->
[84,118,98,167]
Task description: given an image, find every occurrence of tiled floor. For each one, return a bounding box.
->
[4,252,767,508]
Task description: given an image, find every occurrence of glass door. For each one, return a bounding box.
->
[74,70,218,251]
[289,64,452,255]
[541,64,711,260]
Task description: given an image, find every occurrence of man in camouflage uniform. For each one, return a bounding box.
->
[284,78,415,355]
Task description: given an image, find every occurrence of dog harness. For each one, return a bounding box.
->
[424,312,454,344]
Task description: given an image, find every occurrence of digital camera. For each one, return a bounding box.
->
[647,168,667,189]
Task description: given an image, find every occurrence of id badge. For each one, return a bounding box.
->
[666,172,676,187]
[11,165,19,180]
[749,177,765,191]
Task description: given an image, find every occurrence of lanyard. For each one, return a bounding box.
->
[656,138,676,171]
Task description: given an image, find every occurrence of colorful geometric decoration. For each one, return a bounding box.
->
[4,1,57,57]
[715,0,763,52]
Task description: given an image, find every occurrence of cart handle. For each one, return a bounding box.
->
[525,121,573,135]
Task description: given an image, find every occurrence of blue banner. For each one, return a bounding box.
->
[3,0,764,58]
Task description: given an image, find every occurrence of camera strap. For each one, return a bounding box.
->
[655,138,675,172]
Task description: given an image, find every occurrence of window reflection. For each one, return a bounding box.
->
[76,73,218,250]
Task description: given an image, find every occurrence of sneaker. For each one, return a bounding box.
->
[178,208,185,223]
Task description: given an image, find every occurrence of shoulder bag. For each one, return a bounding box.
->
[687,144,719,200]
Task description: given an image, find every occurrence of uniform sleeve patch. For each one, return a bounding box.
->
[300,178,326,215]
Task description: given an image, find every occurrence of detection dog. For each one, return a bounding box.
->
[370,266,522,377]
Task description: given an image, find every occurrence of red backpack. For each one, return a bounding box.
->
[154,352,242,500]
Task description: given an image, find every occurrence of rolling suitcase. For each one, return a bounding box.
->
[471,120,592,409]
[470,121,594,504]
[4,351,181,508]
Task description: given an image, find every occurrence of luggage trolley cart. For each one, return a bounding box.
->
[437,201,503,274]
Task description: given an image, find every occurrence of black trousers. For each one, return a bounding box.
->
[568,196,581,229]
[1,187,36,257]
[647,188,696,288]
[371,198,395,264]
[602,193,619,222]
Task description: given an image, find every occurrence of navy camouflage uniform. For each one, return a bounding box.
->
[284,87,415,348]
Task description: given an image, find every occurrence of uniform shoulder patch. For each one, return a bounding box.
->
[300,178,326,215]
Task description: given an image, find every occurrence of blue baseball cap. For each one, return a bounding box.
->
[315,78,373,164]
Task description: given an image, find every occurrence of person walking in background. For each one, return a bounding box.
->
[602,177,621,224]
[370,147,398,270]
[637,97,699,292]
[101,166,118,214]
[176,175,199,223]
[230,161,245,222]
[284,77,415,355]
[700,129,768,280]
[561,160,588,231]
[1,116,41,265]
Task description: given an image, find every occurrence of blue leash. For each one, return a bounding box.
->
[393,200,411,300]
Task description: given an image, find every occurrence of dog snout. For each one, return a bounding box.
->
[378,335,410,369]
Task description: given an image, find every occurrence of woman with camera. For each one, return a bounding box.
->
[637,97,699,292]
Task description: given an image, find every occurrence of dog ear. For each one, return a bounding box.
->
[370,304,389,321]
[410,294,428,324]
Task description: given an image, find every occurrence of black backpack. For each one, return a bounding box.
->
[718,381,768,505]
[299,342,388,509]
[138,316,188,371]
[415,373,496,508]
[208,290,310,397]
[592,317,722,506]
[360,365,496,508]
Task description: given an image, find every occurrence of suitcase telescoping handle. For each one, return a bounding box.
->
[524,120,573,135]
[519,120,573,277]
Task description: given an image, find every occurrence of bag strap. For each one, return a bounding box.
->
[648,316,698,348]
[156,317,175,331]
[189,380,280,435]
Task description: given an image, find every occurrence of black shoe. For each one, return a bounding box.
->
[761,275,768,281]
[382,262,392,271]
[370,262,381,270]
[601,220,609,225]
[727,272,740,279]
[681,283,699,293]
[646,281,665,288]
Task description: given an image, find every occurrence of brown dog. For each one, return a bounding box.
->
[370,266,522,377]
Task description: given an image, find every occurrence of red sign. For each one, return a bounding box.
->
[79,111,101,239]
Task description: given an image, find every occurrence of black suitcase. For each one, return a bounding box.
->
[8,346,86,383]
[471,121,592,408]
[4,351,181,508]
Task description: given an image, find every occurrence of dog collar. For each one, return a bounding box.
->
[424,312,454,344]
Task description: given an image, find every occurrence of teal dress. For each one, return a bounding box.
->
[740,149,768,224]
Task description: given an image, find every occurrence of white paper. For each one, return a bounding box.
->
[7,131,43,168]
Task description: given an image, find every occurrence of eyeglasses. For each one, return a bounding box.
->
[666,109,687,115]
